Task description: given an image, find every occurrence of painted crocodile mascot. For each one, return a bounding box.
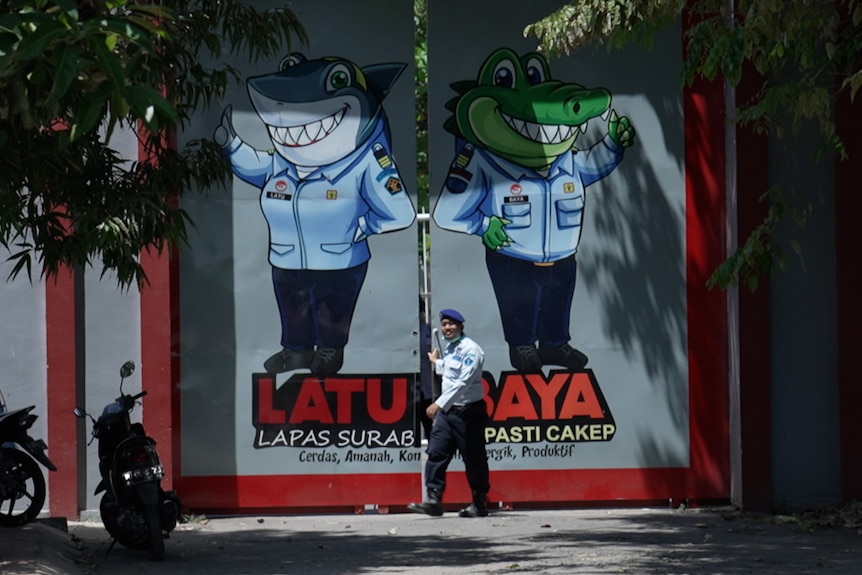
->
[432,48,635,372]
[215,53,416,377]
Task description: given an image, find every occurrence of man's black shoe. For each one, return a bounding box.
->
[457,502,488,518]
[263,347,314,374]
[408,488,443,516]
[407,501,444,516]
[458,490,489,517]
[538,343,588,370]
[509,344,543,371]
[310,347,344,377]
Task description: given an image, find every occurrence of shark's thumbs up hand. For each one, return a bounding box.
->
[214,105,237,147]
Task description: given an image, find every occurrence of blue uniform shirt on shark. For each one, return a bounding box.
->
[224,116,414,270]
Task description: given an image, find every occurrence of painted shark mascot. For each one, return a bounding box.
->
[215,53,415,377]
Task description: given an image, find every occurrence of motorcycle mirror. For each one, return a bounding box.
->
[73,408,85,418]
[120,361,136,379]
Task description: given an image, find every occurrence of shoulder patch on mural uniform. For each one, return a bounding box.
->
[385,177,403,194]
[445,143,475,194]
[372,142,402,193]
[373,143,392,169]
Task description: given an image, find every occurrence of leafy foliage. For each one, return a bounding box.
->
[414,0,429,212]
[525,0,685,54]
[707,188,810,292]
[525,0,862,290]
[0,0,307,288]
[415,0,431,258]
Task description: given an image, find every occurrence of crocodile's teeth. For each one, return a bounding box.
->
[502,111,580,144]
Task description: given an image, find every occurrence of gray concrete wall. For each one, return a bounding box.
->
[79,270,141,511]
[768,129,840,509]
[0,249,49,506]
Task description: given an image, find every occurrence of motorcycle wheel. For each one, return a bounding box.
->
[0,447,46,527]
[99,492,147,550]
[144,504,165,561]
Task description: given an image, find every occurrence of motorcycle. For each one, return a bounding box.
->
[0,386,57,526]
[74,360,181,561]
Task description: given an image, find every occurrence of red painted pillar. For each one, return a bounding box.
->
[140,246,179,491]
[138,126,181,492]
[46,267,80,519]
[683,7,731,497]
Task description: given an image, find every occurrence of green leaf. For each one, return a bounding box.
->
[745,274,759,292]
[0,13,29,34]
[123,14,171,39]
[49,0,79,19]
[10,18,67,62]
[843,70,862,100]
[82,17,153,48]
[70,84,111,141]
[92,36,126,88]
[44,43,78,109]
[125,4,174,20]
[126,84,180,128]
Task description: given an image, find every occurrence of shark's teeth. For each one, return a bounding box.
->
[287,125,305,143]
[601,109,610,121]
[269,107,347,147]
[502,112,577,145]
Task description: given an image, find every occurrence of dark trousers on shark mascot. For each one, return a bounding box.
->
[264,263,367,377]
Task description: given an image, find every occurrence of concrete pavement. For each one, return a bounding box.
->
[0,517,81,575]
[2,505,861,574]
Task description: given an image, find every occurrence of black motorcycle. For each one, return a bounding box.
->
[74,361,181,561]
[0,388,57,527]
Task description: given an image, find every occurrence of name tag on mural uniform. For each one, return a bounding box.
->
[266,191,293,200]
[504,196,529,204]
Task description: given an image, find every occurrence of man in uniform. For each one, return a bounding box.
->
[408,309,490,518]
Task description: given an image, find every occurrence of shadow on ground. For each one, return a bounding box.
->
[68,508,862,575]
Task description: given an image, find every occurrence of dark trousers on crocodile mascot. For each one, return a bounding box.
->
[485,248,588,372]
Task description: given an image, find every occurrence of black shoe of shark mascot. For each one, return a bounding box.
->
[215,53,416,377]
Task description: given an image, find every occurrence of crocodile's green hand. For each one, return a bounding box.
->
[482,216,512,250]
[608,109,635,148]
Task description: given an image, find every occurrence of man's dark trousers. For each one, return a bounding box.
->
[425,401,490,495]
